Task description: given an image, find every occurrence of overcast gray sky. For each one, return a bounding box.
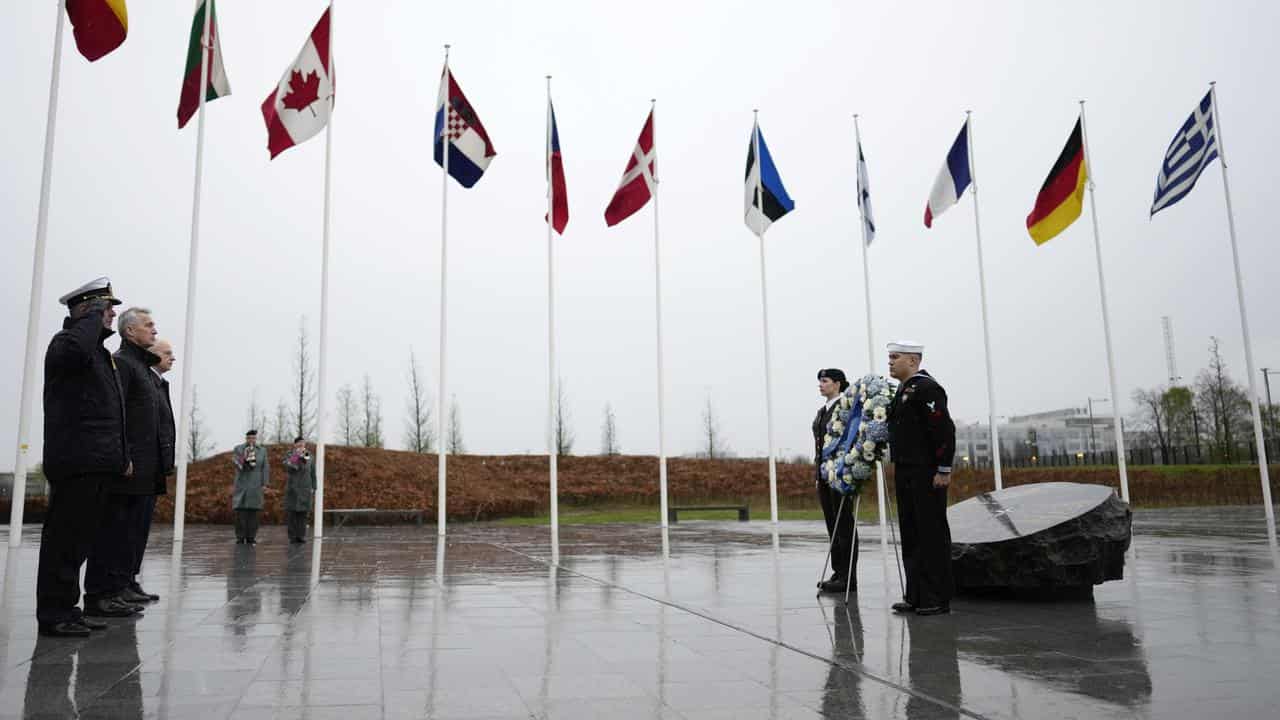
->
[3,0,1278,470]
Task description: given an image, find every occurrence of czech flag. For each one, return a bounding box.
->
[546,100,568,234]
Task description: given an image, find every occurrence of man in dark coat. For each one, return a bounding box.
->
[36,277,133,636]
[886,341,957,616]
[85,307,162,614]
[814,368,858,594]
[126,337,176,602]
[282,437,316,543]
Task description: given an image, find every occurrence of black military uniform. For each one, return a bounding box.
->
[36,278,127,636]
[814,370,857,592]
[131,367,174,600]
[887,369,957,613]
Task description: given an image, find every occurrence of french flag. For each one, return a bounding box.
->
[434,67,496,188]
[546,100,568,234]
[923,119,972,228]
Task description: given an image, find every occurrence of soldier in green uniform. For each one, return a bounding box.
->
[282,437,316,543]
[886,341,956,616]
[231,430,269,544]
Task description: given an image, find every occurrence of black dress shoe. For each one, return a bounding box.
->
[914,605,951,616]
[118,588,153,604]
[891,601,915,614]
[236,538,246,544]
[818,578,849,593]
[247,538,257,545]
[39,622,91,638]
[84,597,141,618]
[131,584,160,602]
[76,616,109,631]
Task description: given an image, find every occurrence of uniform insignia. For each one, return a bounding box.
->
[926,401,936,411]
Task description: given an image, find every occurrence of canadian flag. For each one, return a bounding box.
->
[261,7,333,160]
[604,110,656,227]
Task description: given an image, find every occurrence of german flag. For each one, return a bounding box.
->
[66,0,128,62]
[1026,117,1087,245]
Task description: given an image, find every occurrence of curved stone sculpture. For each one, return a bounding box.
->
[949,482,1131,592]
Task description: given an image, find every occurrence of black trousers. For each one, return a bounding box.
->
[36,474,109,625]
[286,511,309,541]
[235,509,260,540]
[817,469,858,580]
[131,494,157,582]
[85,493,148,601]
[893,464,954,608]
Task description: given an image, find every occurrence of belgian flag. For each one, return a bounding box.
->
[1026,117,1087,245]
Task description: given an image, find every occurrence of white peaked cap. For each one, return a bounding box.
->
[886,340,924,354]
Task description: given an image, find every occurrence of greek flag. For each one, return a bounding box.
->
[857,141,876,245]
[1151,90,1218,216]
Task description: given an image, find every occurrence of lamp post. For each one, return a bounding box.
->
[1087,397,1109,460]
[1263,368,1278,447]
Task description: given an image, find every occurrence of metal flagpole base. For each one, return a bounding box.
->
[885,474,905,599]
[817,494,846,591]
[844,493,861,605]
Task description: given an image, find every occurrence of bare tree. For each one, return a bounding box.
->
[554,377,574,456]
[291,318,317,440]
[1194,337,1250,459]
[1131,387,1172,459]
[335,384,356,446]
[270,399,291,444]
[359,374,384,448]
[404,349,434,453]
[245,391,268,438]
[447,395,465,455]
[600,402,619,456]
[187,385,214,461]
[701,394,729,459]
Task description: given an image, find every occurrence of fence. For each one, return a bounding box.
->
[966,439,1280,470]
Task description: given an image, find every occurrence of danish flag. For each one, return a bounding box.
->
[604,109,656,227]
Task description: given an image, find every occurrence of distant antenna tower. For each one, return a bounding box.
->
[1161,316,1179,385]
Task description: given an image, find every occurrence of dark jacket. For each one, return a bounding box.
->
[154,371,175,494]
[813,401,838,464]
[113,338,163,495]
[42,312,127,480]
[887,371,957,473]
[282,448,317,513]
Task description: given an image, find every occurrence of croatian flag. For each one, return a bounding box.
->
[434,67,496,188]
[546,100,568,234]
[923,119,972,228]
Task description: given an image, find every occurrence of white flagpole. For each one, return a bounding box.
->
[9,1,67,547]
[173,0,217,543]
[313,0,336,538]
[752,111,779,525]
[965,111,1004,491]
[853,114,887,546]
[1208,82,1275,532]
[652,100,670,528]
[1078,101,1131,504]
[436,45,451,536]
[545,76,559,536]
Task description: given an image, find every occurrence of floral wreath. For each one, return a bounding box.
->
[820,374,895,495]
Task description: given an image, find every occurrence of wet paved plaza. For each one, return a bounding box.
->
[1,507,1278,719]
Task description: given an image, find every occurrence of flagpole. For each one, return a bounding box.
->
[965,111,1004,492]
[753,111,779,525]
[1078,101,1131,504]
[9,1,67,547]
[436,45,451,536]
[853,114,887,545]
[652,99,670,528]
[313,0,336,538]
[173,0,217,543]
[545,76,559,537]
[1208,82,1275,533]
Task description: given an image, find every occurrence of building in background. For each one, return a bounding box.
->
[957,408,1116,466]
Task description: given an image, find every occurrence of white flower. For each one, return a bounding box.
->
[863,440,876,452]
[823,434,833,447]
[873,407,887,421]
[863,450,875,461]
[832,421,844,434]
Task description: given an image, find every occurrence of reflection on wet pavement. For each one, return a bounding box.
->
[1,505,1277,718]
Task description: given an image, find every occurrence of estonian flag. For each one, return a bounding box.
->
[745,120,794,235]
[1026,117,1087,245]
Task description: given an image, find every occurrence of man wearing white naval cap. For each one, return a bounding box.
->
[35,278,140,637]
[886,340,957,616]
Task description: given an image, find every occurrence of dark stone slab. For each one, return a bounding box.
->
[949,482,1132,592]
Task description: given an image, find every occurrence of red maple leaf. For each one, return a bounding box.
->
[281,69,321,115]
